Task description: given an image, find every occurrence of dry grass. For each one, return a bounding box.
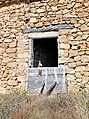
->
[0,91,89,119]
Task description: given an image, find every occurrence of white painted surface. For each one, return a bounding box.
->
[26,67,67,94]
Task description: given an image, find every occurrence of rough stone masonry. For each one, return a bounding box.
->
[0,0,89,94]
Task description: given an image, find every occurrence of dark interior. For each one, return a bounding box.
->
[30,0,42,3]
[33,37,58,67]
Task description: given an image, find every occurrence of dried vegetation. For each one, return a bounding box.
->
[0,91,89,119]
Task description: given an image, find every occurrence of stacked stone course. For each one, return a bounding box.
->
[0,0,89,93]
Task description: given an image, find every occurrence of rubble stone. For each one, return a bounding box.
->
[59,43,70,49]
[0,0,89,93]
[8,80,18,86]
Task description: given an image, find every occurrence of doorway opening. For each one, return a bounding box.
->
[32,37,58,67]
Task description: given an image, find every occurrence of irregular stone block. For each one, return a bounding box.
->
[0,48,5,54]
[59,43,70,49]
[68,62,76,68]
[75,66,85,72]
[67,74,75,81]
[58,50,68,57]
[75,72,82,78]
[35,22,43,28]
[58,57,74,64]
[67,68,75,74]
[11,29,18,34]
[6,48,16,54]
[79,24,89,31]
[59,35,68,43]
[30,18,37,23]
[9,42,17,48]
[74,56,81,61]
[37,8,45,13]
[4,39,12,43]
[7,62,17,68]
[8,80,18,86]
[69,50,78,57]
[17,76,26,82]
[82,77,89,84]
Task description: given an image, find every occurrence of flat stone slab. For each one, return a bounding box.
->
[26,67,67,94]
[22,24,74,33]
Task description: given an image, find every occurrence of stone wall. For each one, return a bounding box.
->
[58,29,89,92]
[0,0,89,93]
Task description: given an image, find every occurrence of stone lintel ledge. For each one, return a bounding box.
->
[22,24,74,34]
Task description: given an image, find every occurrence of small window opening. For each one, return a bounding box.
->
[32,37,58,67]
[30,0,42,3]
[26,0,42,4]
